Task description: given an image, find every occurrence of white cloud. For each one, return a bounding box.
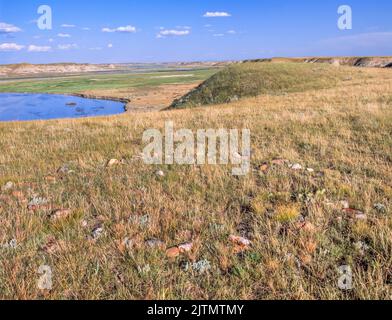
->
[0,22,22,34]
[0,43,25,51]
[108,43,113,48]
[203,12,231,18]
[61,24,76,28]
[27,45,51,52]
[227,30,236,34]
[57,43,78,50]
[213,34,225,37]
[49,38,54,43]
[102,25,136,33]
[157,28,190,38]
[82,27,91,31]
[58,33,71,38]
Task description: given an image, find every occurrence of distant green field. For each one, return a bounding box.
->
[0,68,218,94]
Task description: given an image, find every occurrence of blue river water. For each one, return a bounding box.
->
[0,93,125,121]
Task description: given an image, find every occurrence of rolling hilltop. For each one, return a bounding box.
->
[170,58,392,108]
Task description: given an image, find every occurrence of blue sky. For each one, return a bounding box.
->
[0,0,391,64]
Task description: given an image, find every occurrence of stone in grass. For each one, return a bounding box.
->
[155,170,165,177]
[184,260,212,274]
[2,239,17,249]
[289,163,303,170]
[2,181,14,191]
[27,197,49,211]
[91,225,104,240]
[229,235,251,247]
[258,163,269,173]
[166,246,181,259]
[165,241,194,258]
[229,235,252,253]
[107,159,120,167]
[145,239,165,249]
[57,165,74,175]
[374,203,387,214]
[342,208,367,220]
[341,200,350,209]
[178,242,193,253]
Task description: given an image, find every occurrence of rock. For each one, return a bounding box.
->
[342,208,367,220]
[107,159,120,167]
[8,239,17,249]
[81,220,88,228]
[355,213,368,221]
[66,102,77,106]
[49,209,71,221]
[27,197,50,212]
[259,163,269,173]
[2,181,14,191]
[155,170,165,177]
[289,163,303,170]
[229,235,252,253]
[306,168,315,173]
[374,203,387,213]
[341,200,350,209]
[178,242,193,253]
[57,165,73,175]
[145,239,165,249]
[184,260,211,274]
[91,226,104,240]
[166,246,181,258]
[229,235,251,247]
[3,239,17,249]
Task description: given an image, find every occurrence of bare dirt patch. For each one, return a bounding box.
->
[81,82,202,113]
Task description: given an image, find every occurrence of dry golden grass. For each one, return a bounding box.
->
[0,64,391,300]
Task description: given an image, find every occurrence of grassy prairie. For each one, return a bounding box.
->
[0,63,391,299]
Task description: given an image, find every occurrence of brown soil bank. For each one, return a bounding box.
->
[274,57,392,68]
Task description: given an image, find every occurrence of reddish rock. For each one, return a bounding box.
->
[166,246,181,259]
